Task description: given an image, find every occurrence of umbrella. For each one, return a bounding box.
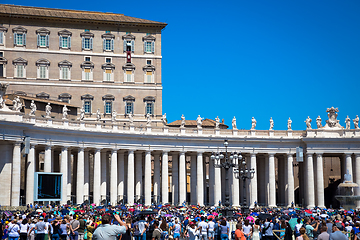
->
[207,215,215,220]
[246,216,255,223]
[179,207,187,211]
[258,213,272,221]
[250,212,259,217]
[36,209,43,213]
[137,211,158,215]
[288,218,298,230]
[164,214,172,217]
[213,212,219,216]
[128,208,135,212]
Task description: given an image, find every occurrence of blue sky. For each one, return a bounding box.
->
[3,0,360,130]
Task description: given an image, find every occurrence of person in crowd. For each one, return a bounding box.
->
[152,221,161,240]
[220,219,229,240]
[208,219,216,240]
[243,219,252,240]
[262,218,274,240]
[19,218,28,240]
[92,214,128,240]
[7,219,20,240]
[59,219,68,240]
[252,219,261,240]
[305,217,319,240]
[329,223,347,240]
[198,217,208,240]
[318,226,329,240]
[297,228,309,240]
[235,223,246,240]
[34,216,47,240]
[51,217,61,240]
[69,214,80,240]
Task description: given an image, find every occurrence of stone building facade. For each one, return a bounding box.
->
[0,4,166,124]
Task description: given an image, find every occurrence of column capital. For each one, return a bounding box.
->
[344,153,353,157]
[111,149,118,154]
[145,150,152,154]
[250,153,257,157]
[268,153,275,158]
[306,153,314,157]
[162,150,170,154]
[45,145,52,150]
[316,153,323,157]
[179,151,186,155]
[61,146,68,150]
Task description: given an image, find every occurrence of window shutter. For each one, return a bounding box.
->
[0,32,3,44]
[123,40,126,52]
[90,38,93,50]
[68,36,71,48]
[111,39,114,51]
[103,38,106,51]
[59,36,62,48]
[151,41,155,53]
[144,42,146,53]
[82,37,85,49]
[37,34,40,47]
[14,33,17,45]
[46,35,49,47]
[132,40,135,52]
[24,33,26,45]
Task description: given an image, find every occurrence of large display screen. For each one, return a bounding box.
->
[34,172,62,201]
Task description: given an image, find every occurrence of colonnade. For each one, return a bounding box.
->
[4,141,360,208]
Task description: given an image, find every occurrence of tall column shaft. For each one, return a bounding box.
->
[101,151,107,202]
[127,150,135,205]
[110,149,118,205]
[232,168,240,206]
[153,153,161,204]
[316,154,325,208]
[76,148,84,204]
[190,154,197,205]
[135,152,143,202]
[250,153,258,208]
[26,145,36,205]
[306,153,315,208]
[67,150,72,202]
[268,154,276,207]
[355,155,360,209]
[172,153,179,205]
[214,160,222,206]
[44,145,52,172]
[208,157,215,206]
[161,151,169,203]
[93,149,101,205]
[345,154,353,182]
[84,150,90,202]
[144,151,152,206]
[11,142,21,206]
[197,152,204,206]
[179,152,186,205]
[60,147,68,204]
[286,154,295,207]
[118,151,125,203]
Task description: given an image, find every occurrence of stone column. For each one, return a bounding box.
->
[249,153,258,208]
[355,154,360,209]
[110,149,118,205]
[306,153,315,208]
[232,167,240,206]
[93,149,101,205]
[11,142,21,206]
[67,150,72,202]
[118,151,125,203]
[60,147,68,204]
[76,148,84,204]
[101,151,107,203]
[208,157,215,206]
[144,151,152,206]
[172,153,179,205]
[179,151,186,205]
[214,158,222,206]
[161,151,169,203]
[316,154,325,208]
[153,153,161,204]
[190,154,197,205]
[44,145,52,172]
[26,144,36,205]
[345,154,353,182]
[84,150,90,202]
[197,152,204,206]
[135,152,143,202]
[127,150,135,205]
[286,153,295,207]
[268,154,276,208]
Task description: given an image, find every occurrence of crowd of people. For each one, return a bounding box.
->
[0,203,358,240]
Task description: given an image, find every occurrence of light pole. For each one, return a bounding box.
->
[211,139,241,219]
[234,156,255,215]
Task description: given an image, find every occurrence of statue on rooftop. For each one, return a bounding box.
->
[269,117,274,130]
[354,115,359,129]
[287,117,292,130]
[305,116,312,129]
[345,116,351,129]
[96,109,101,121]
[324,107,342,128]
[316,115,322,129]
[30,100,36,116]
[232,116,237,129]
[197,115,203,128]
[251,117,257,130]
[215,116,220,129]
[45,103,51,118]
[161,113,167,126]
[12,96,22,111]
[180,114,185,128]
[80,107,85,121]
[112,110,117,122]
[62,105,70,119]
